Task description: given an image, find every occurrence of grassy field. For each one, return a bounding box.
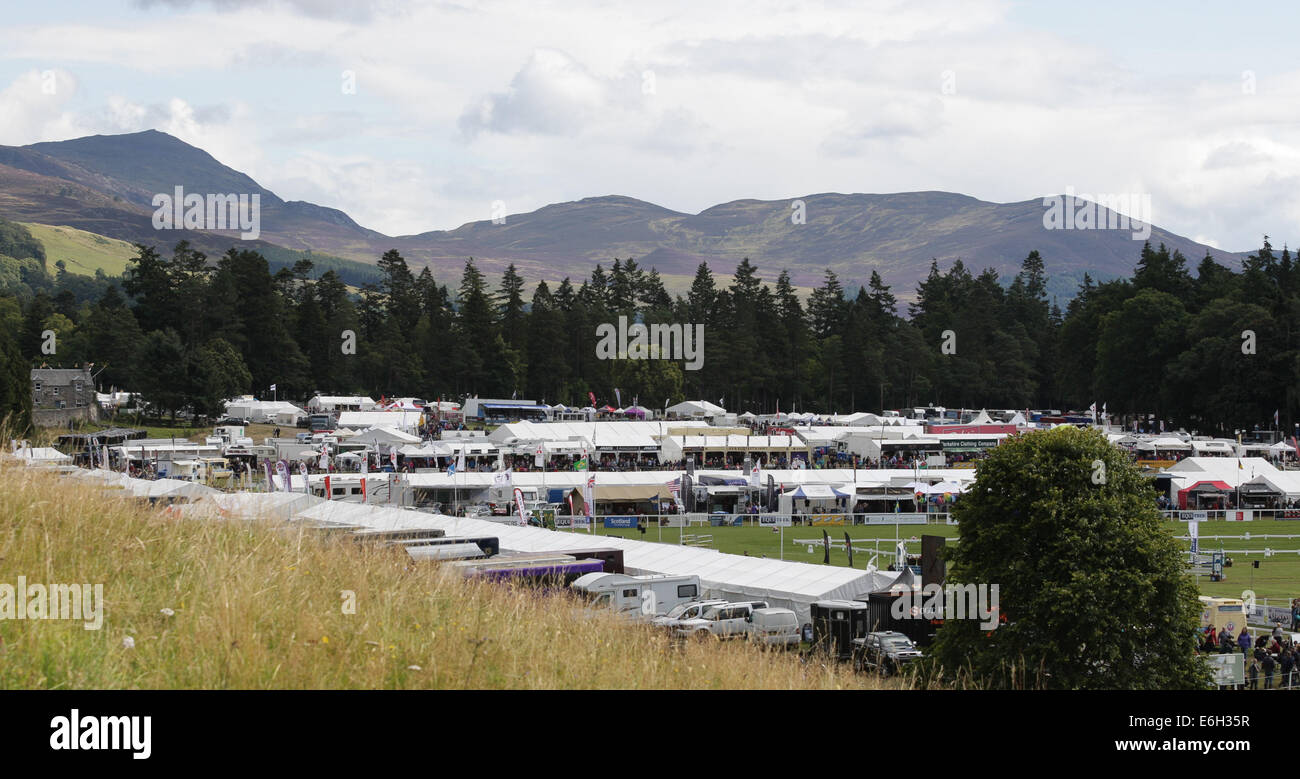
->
[589,519,1300,603]
[0,466,895,689]
[20,222,138,277]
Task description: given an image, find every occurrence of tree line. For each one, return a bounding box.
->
[0,213,1292,437]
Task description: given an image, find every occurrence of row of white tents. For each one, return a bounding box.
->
[51,464,900,624]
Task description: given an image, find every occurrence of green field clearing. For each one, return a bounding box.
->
[585,519,1300,602]
[21,222,137,277]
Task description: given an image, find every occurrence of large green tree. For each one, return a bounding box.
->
[929,426,1210,690]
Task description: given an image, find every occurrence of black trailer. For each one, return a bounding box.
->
[810,600,870,660]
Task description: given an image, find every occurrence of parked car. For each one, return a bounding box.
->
[853,631,923,675]
[673,601,770,640]
[218,417,251,426]
[652,599,729,628]
[747,608,800,648]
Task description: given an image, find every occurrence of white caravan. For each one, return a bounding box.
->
[570,573,703,617]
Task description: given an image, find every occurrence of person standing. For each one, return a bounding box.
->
[1280,648,1295,689]
[1239,627,1254,659]
[1262,650,1277,689]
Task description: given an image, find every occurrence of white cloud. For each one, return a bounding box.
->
[0,69,82,145]
[3,0,1300,250]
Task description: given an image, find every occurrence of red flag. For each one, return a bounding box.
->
[588,391,597,408]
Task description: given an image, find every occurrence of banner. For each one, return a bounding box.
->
[534,443,544,468]
[583,474,595,529]
[514,487,527,526]
[298,461,309,493]
[758,514,792,528]
[277,460,290,493]
[1189,518,1199,554]
[324,475,331,500]
[861,513,929,525]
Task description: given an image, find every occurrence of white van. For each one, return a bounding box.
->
[652,599,729,628]
[571,573,702,618]
[674,601,770,640]
[748,608,800,648]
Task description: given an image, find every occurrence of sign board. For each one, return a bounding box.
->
[927,424,1018,435]
[1205,653,1244,687]
[1180,511,1208,522]
[809,514,847,526]
[758,514,793,528]
[602,515,638,529]
[862,513,930,525]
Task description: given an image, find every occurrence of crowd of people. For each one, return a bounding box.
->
[1198,622,1299,689]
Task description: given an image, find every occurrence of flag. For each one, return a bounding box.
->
[719,396,725,408]
[896,540,907,568]
[535,442,544,468]
[1088,401,1097,422]
[446,460,456,476]
[750,458,761,488]
[580,474,595,529]
[494,469,512,486]
[298,461,308,492]
[390,446,397,470]
[277,459,291,492]
[1276,409,1281,428]
[615,388,622,408]
[667,477,680,497]
[456,448,465,473]
[361,453,369,475]
[514,487,528,526]
[588,391,597,408]
[270,383,277,392]
[319,450,329,471]
[574,456,588,471]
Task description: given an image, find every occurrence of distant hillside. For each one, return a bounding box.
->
[0,130,1248,301]
[20,222,137,277]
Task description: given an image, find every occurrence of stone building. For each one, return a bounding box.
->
[31,367,98,428]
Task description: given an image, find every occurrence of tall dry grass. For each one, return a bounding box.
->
[0,464,901,689]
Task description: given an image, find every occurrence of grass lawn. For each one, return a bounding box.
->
[580,518,1300,603]
[46,420,283,444]
[20,222,138,277]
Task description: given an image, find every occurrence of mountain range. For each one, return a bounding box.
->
[0,130,1246,299]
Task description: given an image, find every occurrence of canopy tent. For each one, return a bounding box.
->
[665,400,726,418]
[966,410,995,425]
[336,411,424,432]
[1176,480,1232,510]
[594,484,672,502]
[180,491,325,521]
[782,484,850,499]
[223,398,306,424]
[1135,436,1191,451]
[17,446,72,464]
[346,427,421,448]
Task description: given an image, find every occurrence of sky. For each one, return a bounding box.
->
[1,0,1297,251]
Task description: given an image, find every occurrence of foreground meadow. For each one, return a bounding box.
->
[0,464,897,690]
